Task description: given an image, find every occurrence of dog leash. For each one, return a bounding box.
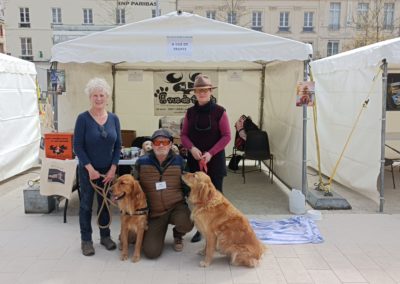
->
[199,159,208,173]
[90,175,117,229]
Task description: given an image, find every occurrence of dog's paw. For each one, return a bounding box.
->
[199,260,210,267]
[120,253,128,261]
[197,248,205,256]
[132,255,140,263]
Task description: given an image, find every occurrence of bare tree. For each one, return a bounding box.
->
[216,0,250,27]
[345,0,398,50]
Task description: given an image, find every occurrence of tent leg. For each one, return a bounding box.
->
[379,59,388,213]
[301,59,310,197]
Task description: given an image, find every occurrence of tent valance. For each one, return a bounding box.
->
[51,11,312,64]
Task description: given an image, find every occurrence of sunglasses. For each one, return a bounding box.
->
[99,125,108,138]
[152,140,171,147]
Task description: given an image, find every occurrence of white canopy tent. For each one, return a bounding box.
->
[51,11,312,190]
[309,38,400,210]
[0,53,40,182]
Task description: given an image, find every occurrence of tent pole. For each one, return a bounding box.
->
[302,60,310,197]
[112,64,116,113]
[258,63,266,129]
[379,59,388,213]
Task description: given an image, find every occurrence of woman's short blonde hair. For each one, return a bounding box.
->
[84,77,111,97]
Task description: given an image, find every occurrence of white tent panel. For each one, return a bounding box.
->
[308,38,400,201]
[52,12,312,64]
[264,61,305,188]
[0,53,40,182]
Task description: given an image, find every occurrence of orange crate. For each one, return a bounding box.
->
[44,133,74,160]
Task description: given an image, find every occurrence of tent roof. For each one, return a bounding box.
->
[310,37,400,74]
[51,11,312,64]
[0,53,36,75]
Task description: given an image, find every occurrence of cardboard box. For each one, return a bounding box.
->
[23,185,56,213]
[121,130,136,147]
[44,132,74,160]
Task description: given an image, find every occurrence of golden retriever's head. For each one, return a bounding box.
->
[182,172,217,205]
[112,174,139,202]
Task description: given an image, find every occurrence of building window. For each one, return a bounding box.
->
[19,7,30,28]
[206,10,216,20]
[327,40,339,56]
[52,8,62,24]
[83,8,93,24]
[303,12,314,32]
[227,11,237,24]
[20,37,33,60]
[252,11,262,31]
[279,12,289,32]
[152,9,161,17]
[357,3,369,29]
[0,43,4,53]
[116,8,125,24]
[384,3,394,30]
[0,24,3,36]
[329,2,341,30]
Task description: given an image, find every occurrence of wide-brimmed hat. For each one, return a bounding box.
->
[151,129,173,141]
[188,74,217,91]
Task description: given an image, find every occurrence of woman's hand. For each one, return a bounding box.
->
[190,146,203,160]
[103,165,117,185]
[85,164,101,181]
[202,152,212,164]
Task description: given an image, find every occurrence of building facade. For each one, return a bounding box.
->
[3,0,400,63]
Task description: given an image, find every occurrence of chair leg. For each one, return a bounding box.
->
[391,164,395,189]
[270,156,273,184]
[242,157,246,184]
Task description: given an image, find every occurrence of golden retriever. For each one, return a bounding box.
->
[182,171,266,267]
[112,174,148,262]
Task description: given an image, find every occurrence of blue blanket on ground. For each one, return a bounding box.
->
[250,216,324,244]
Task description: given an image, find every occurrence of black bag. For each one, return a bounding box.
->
[228,154,242,171]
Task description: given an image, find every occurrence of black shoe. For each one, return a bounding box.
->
[190,231,202,243]
[100,237,117,250]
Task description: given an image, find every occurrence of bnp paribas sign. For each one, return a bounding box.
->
[118,1,157,6]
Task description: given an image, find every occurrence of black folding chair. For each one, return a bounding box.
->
[241,130,273,184]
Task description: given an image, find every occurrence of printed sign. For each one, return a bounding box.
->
[167,36,193,57]
[153,71,218,115]
[296,81,315,107]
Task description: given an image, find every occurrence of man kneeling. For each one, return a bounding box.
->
[134,129,193,258]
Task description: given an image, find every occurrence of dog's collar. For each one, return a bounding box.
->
[114,192,126,201]
[121,206,149,216]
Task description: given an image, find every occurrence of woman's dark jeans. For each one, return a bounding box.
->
[78,166,111,242]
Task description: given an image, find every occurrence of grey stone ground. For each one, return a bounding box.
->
[0,164,400,283]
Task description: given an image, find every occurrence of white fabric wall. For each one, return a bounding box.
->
[264,61,305,189]
[308,65,382,199]
[0,58,40,181]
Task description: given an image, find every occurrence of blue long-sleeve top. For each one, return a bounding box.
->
[73,111,121,170]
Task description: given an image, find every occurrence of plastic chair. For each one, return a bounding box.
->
[241,130,273,184]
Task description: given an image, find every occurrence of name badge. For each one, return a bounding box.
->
[156,181,167,191]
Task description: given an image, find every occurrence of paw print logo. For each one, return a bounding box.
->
[154,87,168,104]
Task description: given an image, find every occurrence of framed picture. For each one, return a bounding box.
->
[387,73,400,111]
[296,81,315,107]
[47,69,66,95]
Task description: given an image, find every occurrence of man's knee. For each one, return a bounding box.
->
[143,244,163,259]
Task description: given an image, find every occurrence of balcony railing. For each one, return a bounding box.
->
[278,26,290,32]
[303,26,314,32]
[251,26,263,32]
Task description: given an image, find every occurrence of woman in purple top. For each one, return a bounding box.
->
[181,74,231,242]
[73,78,121,256]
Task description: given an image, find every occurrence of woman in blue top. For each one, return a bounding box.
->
[73,77,121,256]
